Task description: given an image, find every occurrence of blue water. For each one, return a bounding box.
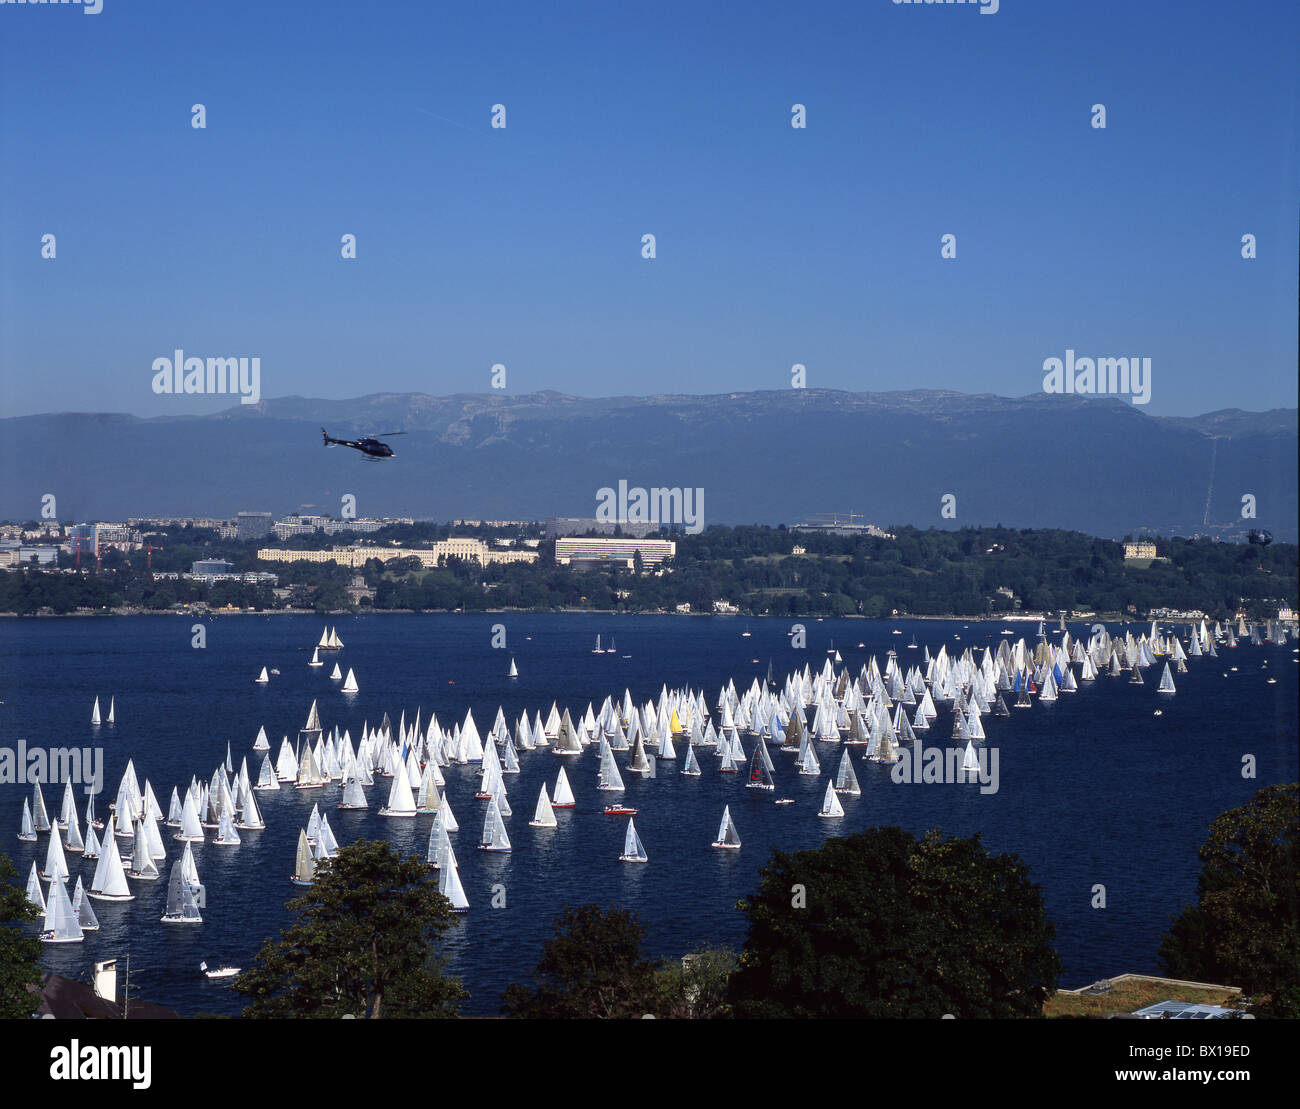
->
[0,614,1294,1016]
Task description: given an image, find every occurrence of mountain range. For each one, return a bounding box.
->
[2,390,1294,541]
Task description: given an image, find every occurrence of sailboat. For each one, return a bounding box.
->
[309,647,323,668]
[711,805,741,850]
[597,743,626,791]
[817,780,844,818]
[438,859,469,911]
[551,767,575,808]
[339,774,368,810]
[106,697,115,725]
[746,743,774,791]
[71,876,99,932]
[255,667,269,684]
[160,860,203,924]
[605,638,616,654]
[25,862,46,912]
[592,634,603,654]
[618,818,648,863]
[682,742,702,776]
[328,626,343,649]
[91,697,101,725]
[529,784,557,828]
[834,748,861,796]
[88,817,135,901]
[330,662,342,680]
[318,626,332,650]
[378,761,417,817]
[127,819,160,879]
[41,878,84,944]
[960,740,980,778]
[478,796,512,852]
[17,798,37,842]
[341,668,359,693]
[1157,663,1176,693]
[290,829,316,886]
[507,656,518,678]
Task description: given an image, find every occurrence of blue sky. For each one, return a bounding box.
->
[1,0,1296,418]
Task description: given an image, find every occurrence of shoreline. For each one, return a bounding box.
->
[0,608,1196,623]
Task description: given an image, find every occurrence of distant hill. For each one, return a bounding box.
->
[2,390,1294,540]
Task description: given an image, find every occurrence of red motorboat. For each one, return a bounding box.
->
[604,804,638,816]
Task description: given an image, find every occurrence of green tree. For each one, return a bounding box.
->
[0,853,42,1018]
[654,945,738,1019]
[501,904,662,1018]
[235,839,465,1018]
[1158,783,1299,1016]
[728,827,1059,1018]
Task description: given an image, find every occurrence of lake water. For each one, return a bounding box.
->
[0,613,1294,1016]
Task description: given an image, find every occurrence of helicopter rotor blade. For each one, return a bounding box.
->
[366,431,407,437]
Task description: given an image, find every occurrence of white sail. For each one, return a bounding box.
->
[598,743,625,791]
[214,807,241,846]
[309,646,323,667]
[253,724,270,751]
[255,753,279,792]
[342,668,359,693]
[529,784,557,828]
[238,787,265,830]
[318,625,331,649]
[89,817,134,900]
[25,861,46,911]
[31,783,50,832]
[107,696,115,724]
[711,805,741,849]
[682,742,702,776]
[71,876,99,931]
[380,762,417,816]
[479,796,512,851]
[507,656,518,678]
[329,626,343,648]
[331,662,343,680]
[817,780,844,818]
[175,792,205,842]
[91,697,101,725]
[180,841,201,890]
[161,860,203,924]
[275,737,299,782]
[42,824,70,881]
[129,819,160,879]
[255,667,269,684]
[341,774,368,810]
[42,877,84,943]
[291,828,316,885]
[82,824,101,861]
[438,858,469,910]
[18,798,36,842]
[552,767,575,807]
[619,817,648,862]
[834,748,861,796]
[1157,663,1176,693]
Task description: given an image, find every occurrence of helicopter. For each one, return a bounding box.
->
[321,428,406,458]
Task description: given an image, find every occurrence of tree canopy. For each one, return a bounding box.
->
[501,904,663,1018]
[1158,782,1299,1017]
[235,839,466,1018]
[0,853,42,1019]
[728,827,1060,1018]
